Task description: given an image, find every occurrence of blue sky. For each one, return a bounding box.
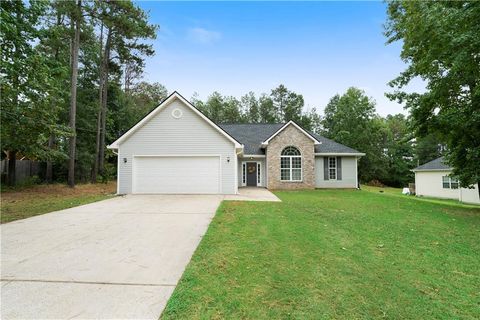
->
[137,1,421,116]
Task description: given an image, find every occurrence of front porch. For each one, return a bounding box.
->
[238,157,266,188]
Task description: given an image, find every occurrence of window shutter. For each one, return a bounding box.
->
[324,157,329,180]
[337,156,342,180]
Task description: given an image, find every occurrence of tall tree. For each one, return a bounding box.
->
[92,0,157,181]
[414,133,444,166]
[123,60,143,93]
[258,94,277,123]
[270,84,304,123]
[241,92,259,123]
[222,96,243,123]
[299,107,322,133]
[200,92,225,123]
[75,25,107,182]
[67,0,82,187]
[113,82,168,138]
[270,84,288,119]
[381,114,415,187]
[322,87,386,182]
[0,0,69,186]
[38,1,71,183]
[385,1,480,192]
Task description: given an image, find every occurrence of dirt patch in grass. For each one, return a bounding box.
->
[1,181,117,223]
[2,181,116,199]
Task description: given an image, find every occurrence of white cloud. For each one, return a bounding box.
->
[187,27,221,44]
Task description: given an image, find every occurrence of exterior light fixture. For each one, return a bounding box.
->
[123,158,127,163]
[227,156,230,163]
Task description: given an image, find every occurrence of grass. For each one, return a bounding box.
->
[162,189,480,319]
[1,181,116,223]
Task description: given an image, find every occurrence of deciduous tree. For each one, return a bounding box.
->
[381,114,414,187]
[0,0,69,186]
[385,1,480,192]
[322,87,386,182]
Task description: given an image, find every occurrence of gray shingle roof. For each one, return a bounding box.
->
[413,156,452,171]
[219,123,363,155]
[219,123,284,154]
[310,133,362,154]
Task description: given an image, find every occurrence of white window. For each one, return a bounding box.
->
[257,163,261,185]
[280,146,302,181]
[451,178,459,189]
[329,157,337,180]
[442,176,458,189]
[242,163,246,185]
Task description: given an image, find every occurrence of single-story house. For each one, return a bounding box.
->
[108,92,365,194]
[413,157,480,204]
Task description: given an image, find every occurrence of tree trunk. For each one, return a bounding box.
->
[67,0,81,188]
[98,30,112,177]
[46,11,63,185]
[45,135,54,183]
[92,23,104,183]
[92,107,102,183]
[7,150,17,186]
[8,4,21,187]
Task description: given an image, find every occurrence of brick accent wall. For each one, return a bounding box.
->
[266,124,316,189]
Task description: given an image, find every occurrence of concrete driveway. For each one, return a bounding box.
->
[1,194,223,319]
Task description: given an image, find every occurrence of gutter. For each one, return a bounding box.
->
[314,152,366,156]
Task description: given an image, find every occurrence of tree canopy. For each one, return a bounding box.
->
[193,85,322,132]
[3,1,473,191]
[385,1,480,189]
[1,0,158,185]
[321,87,387,183]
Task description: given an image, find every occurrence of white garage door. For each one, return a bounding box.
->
[133,156,220,194]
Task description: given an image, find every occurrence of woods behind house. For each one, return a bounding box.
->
[3,1,472,189]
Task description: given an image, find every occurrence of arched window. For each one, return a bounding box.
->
[280,146,302,181]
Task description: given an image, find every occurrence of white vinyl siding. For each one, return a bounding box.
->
[117,99,236,194]
[315,156,357,188]
[414,170,458,199]
[416,170,480,204]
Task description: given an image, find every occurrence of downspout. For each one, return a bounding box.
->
[356,156,359,189]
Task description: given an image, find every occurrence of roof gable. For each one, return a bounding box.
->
[108,92,242,149]
[219,123,283,155]
[220,123,364,156]
[413,157,452,171]
[262,121,320,146]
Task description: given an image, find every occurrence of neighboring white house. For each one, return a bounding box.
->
[108,91,365,194]
[413,157,480,204]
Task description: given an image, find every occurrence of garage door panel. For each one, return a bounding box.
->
[133,156,220,194]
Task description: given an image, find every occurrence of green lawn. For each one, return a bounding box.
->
[1,182,116,223]
[162,189,480,319]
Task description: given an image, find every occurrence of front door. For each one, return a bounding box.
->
[246,162,257,186]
